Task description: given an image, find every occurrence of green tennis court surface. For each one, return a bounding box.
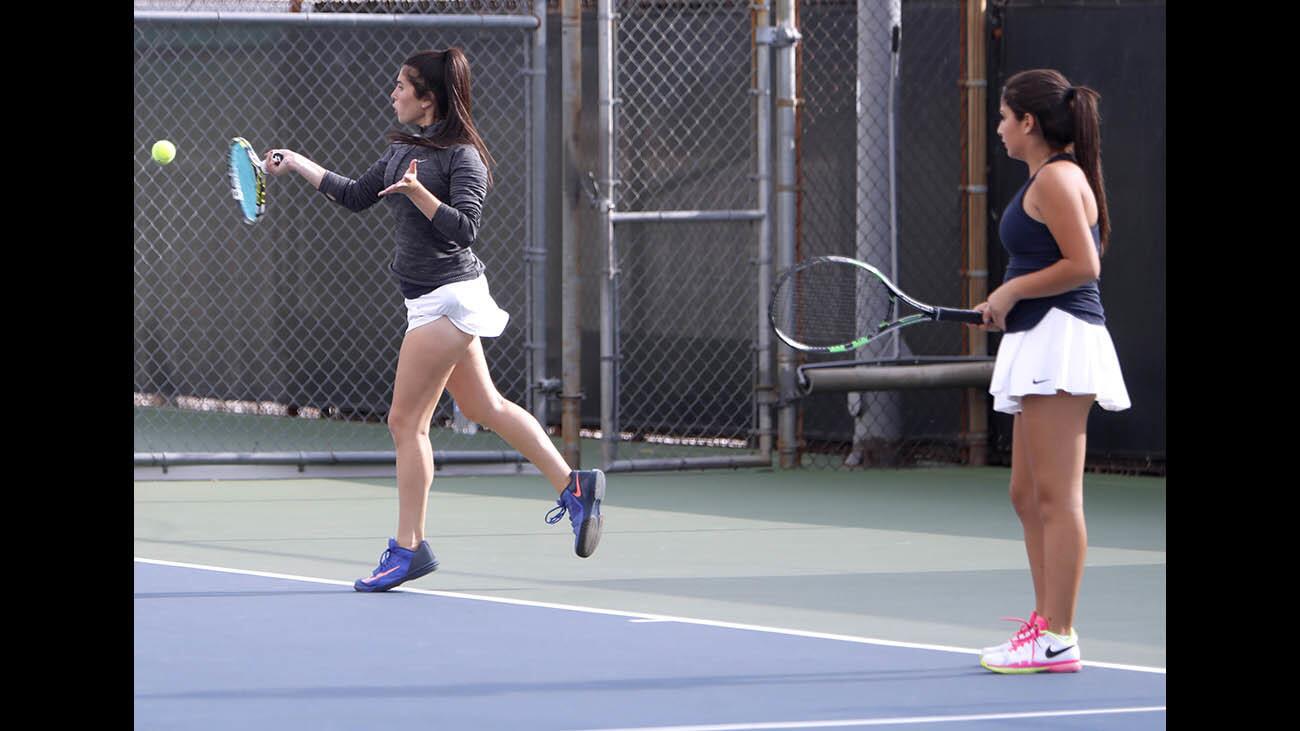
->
[134,467,1164,669]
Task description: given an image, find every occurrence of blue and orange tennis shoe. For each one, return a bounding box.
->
[545,469,606,558]
[980,622,1081,674]
[353,538,439,592]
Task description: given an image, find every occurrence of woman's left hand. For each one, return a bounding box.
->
[379,159,425,198]
[980,285,1020,332]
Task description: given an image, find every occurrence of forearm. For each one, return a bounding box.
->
[405,186,443,221]
[1002,259,1099,300]
[289,155,328,190]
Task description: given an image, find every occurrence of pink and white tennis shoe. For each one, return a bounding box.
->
[980,621,1081,674]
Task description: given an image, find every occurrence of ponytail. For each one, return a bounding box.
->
[1067,86,1109,253]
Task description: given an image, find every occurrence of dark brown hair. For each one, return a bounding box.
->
[1002,69,1110,252]
[387,47,496,188]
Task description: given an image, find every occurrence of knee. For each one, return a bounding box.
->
[1034,487,1084,523]
[387,408,428,441]
[1009,480,1038,520]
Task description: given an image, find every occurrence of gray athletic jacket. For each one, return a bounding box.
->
[317,124,489,297]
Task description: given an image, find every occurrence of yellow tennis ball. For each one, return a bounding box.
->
[151,140,176,165]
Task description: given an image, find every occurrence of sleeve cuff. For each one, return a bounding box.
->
[317,171,348,202]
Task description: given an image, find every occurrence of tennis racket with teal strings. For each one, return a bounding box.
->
[228,137,282,224]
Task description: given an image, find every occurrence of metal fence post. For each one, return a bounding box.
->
[754,0,774,463]
[529,0,549,423]
[774,0,801,469]
[597,0,619,468]
[561,0,584,469]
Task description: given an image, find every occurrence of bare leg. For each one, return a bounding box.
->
[1019,391,1094,636]
[387,318,473,549]
[1009,413,1046,617]
[444,337,572,492]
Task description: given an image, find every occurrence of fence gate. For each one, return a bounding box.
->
[594,0,775,472]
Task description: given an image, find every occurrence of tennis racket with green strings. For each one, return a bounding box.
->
[769,255,985,354]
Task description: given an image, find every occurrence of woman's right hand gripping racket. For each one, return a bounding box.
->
[228,137,283,224]
[769,255,985,354]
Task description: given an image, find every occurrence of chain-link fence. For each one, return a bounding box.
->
[793,0,969,468]
[135,0,981,472]
[134,1,539,458]
[597,0,768,467]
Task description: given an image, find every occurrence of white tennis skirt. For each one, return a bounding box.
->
[989,307,1131,415]
[404,275,510,336]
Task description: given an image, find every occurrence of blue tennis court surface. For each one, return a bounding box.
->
[135,560,1165,730]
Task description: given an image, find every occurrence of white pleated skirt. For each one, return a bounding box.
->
[989,307,1131,415]
[403,274,510,336]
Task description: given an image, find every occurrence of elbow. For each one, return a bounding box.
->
[432,223,478,246]
[431,202,482,244]
[1079,262,1100,282]
[454,207,481,244]
[340,192,370,213]
[438,211,479,244]
[323,190,367,213]
[1068,256,1100,283]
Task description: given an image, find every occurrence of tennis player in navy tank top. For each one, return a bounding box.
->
[973,70,1130,674]
[262,48,607,593]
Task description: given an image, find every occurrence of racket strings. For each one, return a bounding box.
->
[775,264,897,349]
[230,139,267,223]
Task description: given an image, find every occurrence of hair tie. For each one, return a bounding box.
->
[1064,86,1077,102]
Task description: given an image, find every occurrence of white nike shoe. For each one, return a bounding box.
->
[980,625,1081,674]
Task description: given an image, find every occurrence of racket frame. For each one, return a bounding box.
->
[768,255,982,354]
[228,137,280,224]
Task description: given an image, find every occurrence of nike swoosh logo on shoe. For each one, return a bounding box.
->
[363,565,401,584]
[573,474,583,498]
[1045,645,1075,658]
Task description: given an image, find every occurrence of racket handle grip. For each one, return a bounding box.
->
[935,307,985,324]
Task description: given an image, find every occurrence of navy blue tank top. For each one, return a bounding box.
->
[997,153,1106,333]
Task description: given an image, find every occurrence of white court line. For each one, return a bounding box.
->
[559,706,1167,731]
[134,557,1166,675]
